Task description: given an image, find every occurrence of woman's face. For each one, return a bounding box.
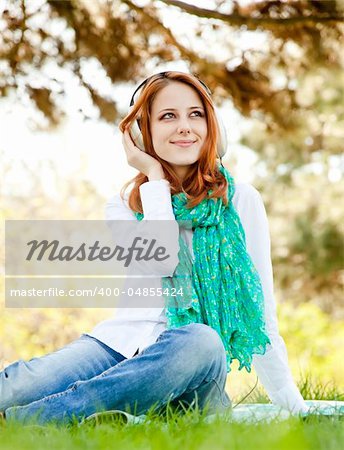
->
[150,81,208,180]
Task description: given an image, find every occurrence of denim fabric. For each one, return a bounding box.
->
[0,334,125,413]
[1,324,231,425]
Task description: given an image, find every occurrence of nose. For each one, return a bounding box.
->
[177,117,191,135]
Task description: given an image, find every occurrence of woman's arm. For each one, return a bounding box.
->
[233,183,308,413]
[105,180,180,277]
[106,128,180,276]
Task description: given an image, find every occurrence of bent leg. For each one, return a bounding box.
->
[0,334,125,412]
[5,324,231,425]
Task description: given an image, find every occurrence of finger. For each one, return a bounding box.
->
[122,129,132,152]
[122,129,131,145]
[126,128,136,146]
[123,128,137,152]
[121,132,127,151]
[122,130,138,161]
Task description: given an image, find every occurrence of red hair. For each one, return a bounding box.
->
[119,72,228,213]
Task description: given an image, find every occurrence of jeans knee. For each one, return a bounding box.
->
[0,362,19,411]
[177,323,226,372]
[183,323,224,352]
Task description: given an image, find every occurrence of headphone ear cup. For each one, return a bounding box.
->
[129,120,145,152]
[214,107,228,159]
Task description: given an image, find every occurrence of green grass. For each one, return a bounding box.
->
[242,372,344,405]
[1,412,343,450]
[1,375,343,450]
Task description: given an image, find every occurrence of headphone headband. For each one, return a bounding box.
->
[129,71,212,107]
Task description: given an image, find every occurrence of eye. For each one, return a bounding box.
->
[159,110,204,120]
[160,112,175,120]
[190,110,204,117]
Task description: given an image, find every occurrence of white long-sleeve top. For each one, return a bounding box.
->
[89,179,308,413]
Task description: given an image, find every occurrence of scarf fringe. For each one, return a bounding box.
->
[165,297,271,373]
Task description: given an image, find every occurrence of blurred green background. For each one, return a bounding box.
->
[1,0,343,400]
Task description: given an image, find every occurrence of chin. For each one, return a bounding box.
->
[169,154,200,165]
[171,159,198,167]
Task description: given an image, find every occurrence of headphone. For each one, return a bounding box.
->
[128,71,228,159]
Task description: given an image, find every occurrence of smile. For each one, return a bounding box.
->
[171,140,196,148]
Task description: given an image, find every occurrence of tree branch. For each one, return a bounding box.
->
[121,0,196,61]
[159,0,344,27]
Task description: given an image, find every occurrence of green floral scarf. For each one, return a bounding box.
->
[135,165,271,373]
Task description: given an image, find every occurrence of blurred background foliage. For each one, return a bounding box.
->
[1,0,343,395]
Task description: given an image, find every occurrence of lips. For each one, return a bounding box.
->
[171,140,196,147]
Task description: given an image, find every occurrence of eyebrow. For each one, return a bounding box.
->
[158,107,204,114]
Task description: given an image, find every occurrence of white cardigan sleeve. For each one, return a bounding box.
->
[105,180,180,277]
[105,179,176,221]
[233,183,308,414]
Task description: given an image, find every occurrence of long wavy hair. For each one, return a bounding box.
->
[119,71,228,213]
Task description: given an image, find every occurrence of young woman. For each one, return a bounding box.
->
[0,71,309,425]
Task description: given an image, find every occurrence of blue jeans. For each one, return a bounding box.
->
[0,323,231,425]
